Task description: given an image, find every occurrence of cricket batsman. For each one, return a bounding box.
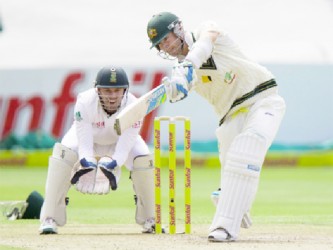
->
[39,67,156,234]
[147,12,286,241]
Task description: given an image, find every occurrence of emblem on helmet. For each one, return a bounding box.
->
[148,28,157,39]
[110,71,117,83]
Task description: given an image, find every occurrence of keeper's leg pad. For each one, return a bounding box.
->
[40,143,78,226]
[131,154,155,225]
[210,132,268,238]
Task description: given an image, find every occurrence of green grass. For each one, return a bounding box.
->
[0,166,332,226]
[254,166,333,225]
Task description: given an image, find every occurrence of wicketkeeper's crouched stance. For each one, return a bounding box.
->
[39,67,155,234]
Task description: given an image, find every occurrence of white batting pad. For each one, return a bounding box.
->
[40,143,78,226]
[209,132,268,238]
[211,189,252,228]
[131,155,155,225]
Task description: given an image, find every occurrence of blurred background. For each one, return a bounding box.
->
[1,0,333,167]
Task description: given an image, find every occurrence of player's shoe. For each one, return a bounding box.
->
[141,218,165,234]
[39,217,58,234]
[208,228,236,242]
[211,188,253,228]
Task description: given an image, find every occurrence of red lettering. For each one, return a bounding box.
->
[1,98,20,138]
[0,69,163,143]
[1,96,44,138]
[132,71,145,84]
[185,204,191,224]
[52,72,84,138]
[140,71,166,143]
[154,129,160,150]
[155,204,161,224]
[27,97,44,131]
[155,167,161,187]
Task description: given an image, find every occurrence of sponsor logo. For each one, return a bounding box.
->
[0,70,163,143]
[185,129,191,150]
[154,129,160,150]
[155,168,161,188]
[155,204,161,224]
[169,205,175,226]
[61,150,65,159]
[146,85,166,114]
[185,168,191,188]
[92,121,105,128]
[131,120,142,129]
[247,164,260,172]
[185,204,191,224]
[169,169,175,189]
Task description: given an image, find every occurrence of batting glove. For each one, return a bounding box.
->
[172,61,196,90]
[162,76,188,103]
[98,157,118,191]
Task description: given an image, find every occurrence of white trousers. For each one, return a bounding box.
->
[217,93,286,166]
[210,93,286,237]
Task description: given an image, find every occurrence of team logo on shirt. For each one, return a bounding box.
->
[75,111,83,122]
[224,71,236,84]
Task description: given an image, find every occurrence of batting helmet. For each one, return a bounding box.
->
[21,191,44,219]
[147,12,180,49]
[94,67,129,89]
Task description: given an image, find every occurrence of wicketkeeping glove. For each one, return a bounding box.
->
[98,157,118,191]
[71,157,97,185]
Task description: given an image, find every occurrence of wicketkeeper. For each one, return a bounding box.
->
[147,12,286,241]
[39,67,156,234]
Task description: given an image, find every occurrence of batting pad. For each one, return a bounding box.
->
[131,154,155,225]
[210,132,268,238]
[40,143,78,226]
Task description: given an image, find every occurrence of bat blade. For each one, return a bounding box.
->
[114,84,167,135]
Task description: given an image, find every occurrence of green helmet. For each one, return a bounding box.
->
[94,67,129,89]
[147,12,179,49]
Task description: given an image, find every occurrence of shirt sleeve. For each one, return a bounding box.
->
[195,20,221,40]
[74,93,94,159]
[112,119,142,167]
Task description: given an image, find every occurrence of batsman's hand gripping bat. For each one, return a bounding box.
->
[114,84,167,135]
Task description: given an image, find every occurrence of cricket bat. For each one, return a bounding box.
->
[114,84,167,135]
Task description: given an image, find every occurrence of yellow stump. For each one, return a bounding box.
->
[184,119,191,234]
[169,120,176,235]
[153,116,191,235]
[154,118,162,234]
